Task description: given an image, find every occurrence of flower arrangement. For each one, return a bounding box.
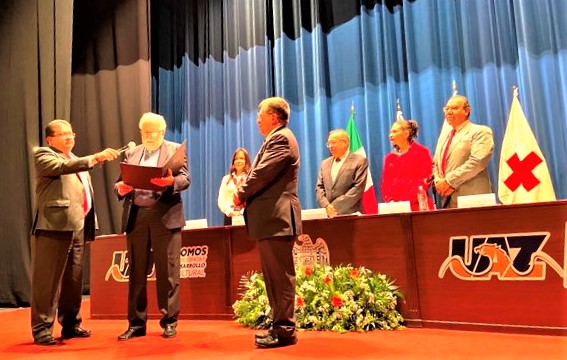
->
[233,264,404,332]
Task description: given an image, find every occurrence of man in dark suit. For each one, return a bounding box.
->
[235,97,302,348]
[31,119,119,345]
[316,129,368,217]
[115,112,190,340]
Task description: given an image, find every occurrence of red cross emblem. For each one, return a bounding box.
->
[503,152,542,191]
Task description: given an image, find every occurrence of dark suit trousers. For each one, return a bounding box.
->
[257,236,296,338]
[126,205,181,329]
[31,229,85,339]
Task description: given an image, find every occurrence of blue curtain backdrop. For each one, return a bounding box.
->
[152,0,567,226]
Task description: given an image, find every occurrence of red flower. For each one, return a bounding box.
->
[296,297,305,308]
[304,267,312,276]
[350,269,360,278]
[324,274,333,284]
[331,295,343,307]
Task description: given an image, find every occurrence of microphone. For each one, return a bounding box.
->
[118,141,136,154]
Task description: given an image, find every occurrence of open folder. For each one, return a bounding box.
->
[120,140,187,191]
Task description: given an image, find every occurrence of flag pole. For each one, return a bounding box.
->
[396,98,404,121]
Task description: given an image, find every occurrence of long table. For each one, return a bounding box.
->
[90,201,567,335]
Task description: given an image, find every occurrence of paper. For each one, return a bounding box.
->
[120,163,167,191]
[165,140,187,173]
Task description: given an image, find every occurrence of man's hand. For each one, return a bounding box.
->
[115,181,133,196]
[150,168,174,188]
[94,148,120,163]
[325,204,338,218]
[435,178,455,197]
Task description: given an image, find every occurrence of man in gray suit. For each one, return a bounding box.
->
[115,113,191,341]
[432,95,494,208]
[115,112,190,340]
[31,120,119,345]
[316,129,368,217]
[235,97,302,348]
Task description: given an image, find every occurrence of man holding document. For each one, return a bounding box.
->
[115,112,190,340]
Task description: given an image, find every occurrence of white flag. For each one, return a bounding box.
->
[498,93,555,204]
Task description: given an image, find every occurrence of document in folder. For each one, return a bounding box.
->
[164,140,187,173]
[120,163,167,191]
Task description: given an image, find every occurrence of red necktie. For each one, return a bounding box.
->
[78,174,88,215]
[64,154,89,215]
[441,129,456,176]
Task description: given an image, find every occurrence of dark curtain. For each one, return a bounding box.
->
[152,0,567,227]
[71,0,151,292]
[71,0,151,236]
[0,0,150,305]
[0,0,74,307]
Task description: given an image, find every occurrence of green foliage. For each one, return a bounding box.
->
[233,265,404,332]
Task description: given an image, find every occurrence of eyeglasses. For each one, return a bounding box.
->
[51,132,75,138]
[444,105,466,112]
[140,130,164,137]
[326,140,346,147]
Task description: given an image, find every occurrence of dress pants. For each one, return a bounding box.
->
[257,236,296,339]
[126,205,181,329]
[31,229,85,339]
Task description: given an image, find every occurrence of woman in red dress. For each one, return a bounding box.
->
[380,119,434,211]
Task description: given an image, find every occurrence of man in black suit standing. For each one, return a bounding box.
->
[115,112,190,340]
[31,119,119,345]
[235,96,302,348]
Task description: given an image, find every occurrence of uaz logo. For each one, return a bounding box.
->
[438,232,564,286]
[105,250,156,282]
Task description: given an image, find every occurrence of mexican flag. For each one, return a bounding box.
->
[346,109,378,214]
[498,90,556,204]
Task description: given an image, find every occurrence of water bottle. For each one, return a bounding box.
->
[417,185,429,211]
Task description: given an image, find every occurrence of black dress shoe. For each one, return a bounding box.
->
[255,329,274,340]
[117,327,146,341]
[162,324,177,338]
[34,334,58,346]
[255,333,298,348]
[61,326,92,339]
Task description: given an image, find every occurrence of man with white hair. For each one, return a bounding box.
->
[115,112,190,340]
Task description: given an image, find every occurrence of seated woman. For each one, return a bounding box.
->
[217,148,251,225]
[380,119,434,211]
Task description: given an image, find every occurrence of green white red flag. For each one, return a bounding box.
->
[346,108,378,214]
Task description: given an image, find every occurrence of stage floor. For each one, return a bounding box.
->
[1,299,565,359]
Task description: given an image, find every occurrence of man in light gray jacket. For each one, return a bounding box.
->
[432,95,494,208]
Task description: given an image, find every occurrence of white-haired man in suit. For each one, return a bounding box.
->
[316,129,368,218]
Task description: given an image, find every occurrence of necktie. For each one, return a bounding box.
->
[441,129,456,176]
[64,154,89,216]
[78,174,89,216]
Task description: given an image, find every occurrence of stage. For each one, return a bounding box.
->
[91,200,567,335]
[1,299,565,359]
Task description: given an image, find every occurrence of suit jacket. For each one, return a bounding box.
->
[238,126,302,240]
[31,146,97,241]
[117,140,190,233]
[315,152,368,214]
[432,121,494,208]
